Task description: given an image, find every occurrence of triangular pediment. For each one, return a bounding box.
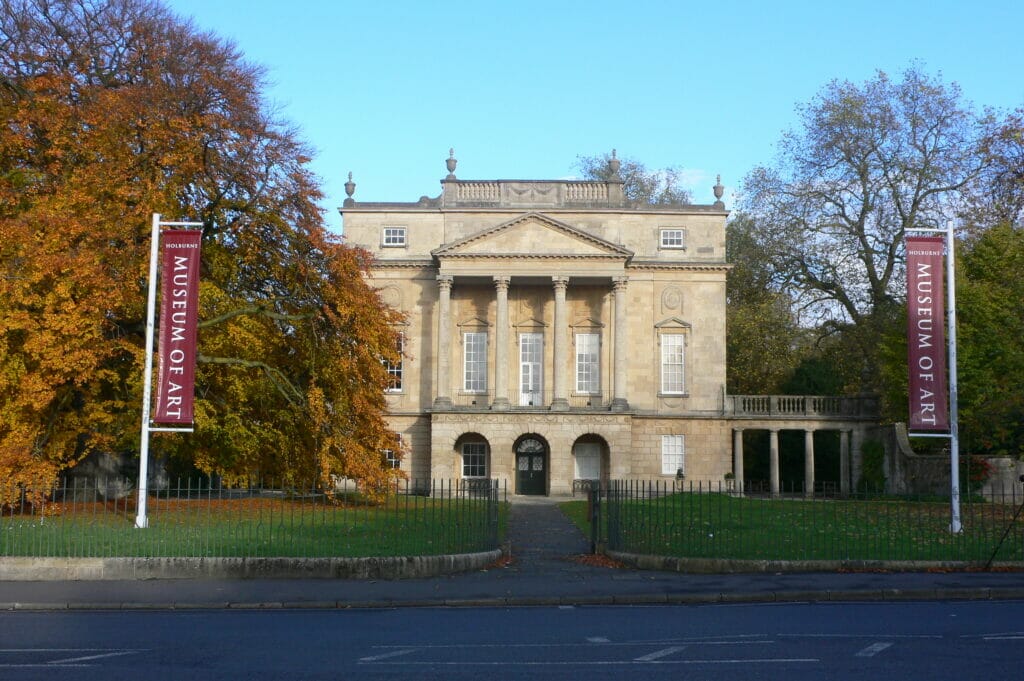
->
[514,316,547,330]
[433,212,633,259]
[571,316,605,330]
[457,316,490,329]
[655,316,692,330]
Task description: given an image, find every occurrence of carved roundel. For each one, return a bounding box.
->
[379,285,403,311]
[661,286,683,313]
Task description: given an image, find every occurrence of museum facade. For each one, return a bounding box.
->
[342,153,878,496]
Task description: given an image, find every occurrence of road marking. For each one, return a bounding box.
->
[0,648,143,668]
[46,651,141,665]
[0,665,92,669]
[855,642,893,657]
[0,648,123,652]
[635,645,686,662]
[369,637,771,650]
[962,631,1024,639]
[637,634,767,643]
[780,634,939,639]
[984,635,1024,641]
[359,649,416,662]
[365,658,819,666]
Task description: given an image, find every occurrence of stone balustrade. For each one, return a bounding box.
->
[442,179,625,208]
[728,395,879,419]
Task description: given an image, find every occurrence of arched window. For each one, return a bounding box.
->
[462,441,488,478]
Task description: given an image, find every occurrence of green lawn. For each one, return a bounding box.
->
[2,494,507,558]
[561,492,1024,563]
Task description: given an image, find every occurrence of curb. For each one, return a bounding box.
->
[2,588,1022,611]
[605,551,1024,574]
[0,550,502,581]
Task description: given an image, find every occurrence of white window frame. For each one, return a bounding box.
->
[575,333,600,395]
[382,226,407,247]
[383,435,402,469]
[384,332,404,393]
[519,332,543,406]
[661,434,685,476]
[660,333,686,394]
[462,442,487,478]
[660,228,686,250]
[574,442,601,480]
[463,332,487,393]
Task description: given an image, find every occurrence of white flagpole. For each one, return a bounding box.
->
[135,213,161,528]
[906,223,961,534]
[947,220,962,533]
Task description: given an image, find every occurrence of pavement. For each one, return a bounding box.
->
[2,495,1023,610]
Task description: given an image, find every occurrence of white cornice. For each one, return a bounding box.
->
[628,261,732,272]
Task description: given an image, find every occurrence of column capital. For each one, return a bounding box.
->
[552,275,569,290]
[437,274,453,290]
[493,274,510,288]
[612,275,629,291]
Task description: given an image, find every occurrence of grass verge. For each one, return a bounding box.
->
[2,495,508,558]
[561,493,1024,563]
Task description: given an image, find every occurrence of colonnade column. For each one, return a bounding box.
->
[839,429,851,497]
[492,276,510,411]
[610,276,630,411]
[732,428,745,496]
[769,428,780,497]
[433,275,453,408]
[551,276,569,411]
[804,430,815,498]
[850,427,864,493]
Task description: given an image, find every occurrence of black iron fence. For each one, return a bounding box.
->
[601,480,1024,564]
[1,477,505,559]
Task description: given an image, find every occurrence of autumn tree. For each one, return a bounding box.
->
[725,214,807,394]
[0,0,402,496]
[740,66,991,391]
[965,108,1024,230]
[576,151,693,205]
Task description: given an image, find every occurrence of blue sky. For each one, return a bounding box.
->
[165,0,1024,233]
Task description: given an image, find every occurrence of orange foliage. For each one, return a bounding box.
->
[1,1,404,498]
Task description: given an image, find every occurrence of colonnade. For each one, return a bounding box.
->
[433,273,630,411]
[732,427,859,497]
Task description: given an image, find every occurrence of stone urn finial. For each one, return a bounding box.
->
[713,174,725,208]
[343,171,356,207]
[608,148,621,177]
[446,148,457,179]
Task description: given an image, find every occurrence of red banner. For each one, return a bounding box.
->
[906,236,949,431]
[154,230,202,424]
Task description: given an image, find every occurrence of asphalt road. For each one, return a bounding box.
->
[2,600,1023,680]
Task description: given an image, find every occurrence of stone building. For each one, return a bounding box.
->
[342,152,877,496]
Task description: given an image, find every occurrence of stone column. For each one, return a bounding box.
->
[610,276,630,411]
[769,429,780,497]
[491,276,510,411]
[804,429,815,498]
[851,427,864,493]
[550,276,569,411]
[840,429,851,497]
[433,275,453,408]
[732,428,745,496]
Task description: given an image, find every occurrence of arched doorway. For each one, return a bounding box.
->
[514,435,548,495]
[572,435,609,488]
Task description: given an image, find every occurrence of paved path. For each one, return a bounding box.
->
[2,494,1024,610]
[504,495,591,575]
